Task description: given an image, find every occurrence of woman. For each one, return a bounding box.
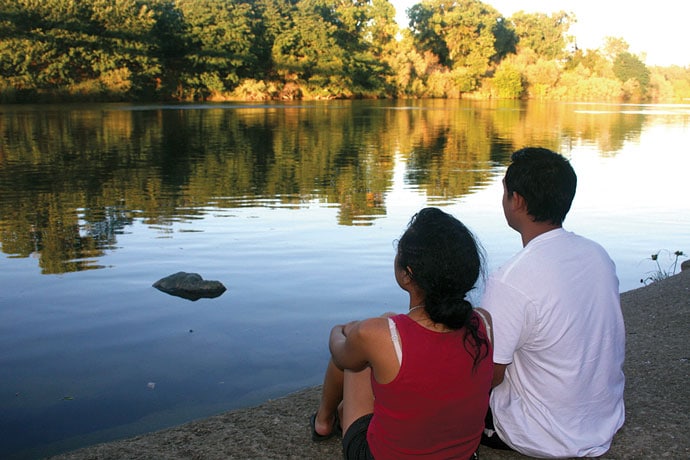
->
[311,207,493,459]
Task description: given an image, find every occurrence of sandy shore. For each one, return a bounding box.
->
[50,270,689,459]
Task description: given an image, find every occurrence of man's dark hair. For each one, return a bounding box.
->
[504,147,577,225]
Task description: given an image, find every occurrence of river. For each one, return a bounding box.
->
[1,100,688,458]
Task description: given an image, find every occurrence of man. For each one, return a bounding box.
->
[480,147,625,458]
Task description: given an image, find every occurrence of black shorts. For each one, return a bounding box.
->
[342,413,375,460]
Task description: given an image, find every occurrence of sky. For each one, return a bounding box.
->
[390,0,689,67]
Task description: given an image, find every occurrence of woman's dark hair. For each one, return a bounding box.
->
[396,207,489,367]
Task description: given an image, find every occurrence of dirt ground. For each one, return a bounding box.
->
[51,269,690,459]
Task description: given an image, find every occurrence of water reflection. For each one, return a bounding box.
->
[0,100,662,275]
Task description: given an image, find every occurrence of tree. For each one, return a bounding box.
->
[89,0,161,96]
[565,48,613,79]
[492,63,523,98]
[252,0,293,78]
[271,0,346,88]
[408,0,507,93]
[491,17,517,62]
[176,0,260,97]
[613,51,650,97]
[408,1,450,66]
[270,0,390,96]
[656,65,690,101]
[510,10,573,60]
[603,36,629,62]
[0,0,162,99]
[149,0,191,97]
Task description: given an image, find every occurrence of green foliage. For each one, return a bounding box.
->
[230,78,279,100]
[0,0,689,102]
[603,37,630,61]
[565,48,613,78]
[177,0,259,95]
[272,1,344,83]
[550,64,621,101]
[408,2,451,67]
[491,17,517,61]
[613,52,650,88]
[90,0,156,36]
[654,65,690,101]
[0,0,162,99]
[491,64,523,98]
[510,10,573,60]
[408,0,507,93]
[270,0,391,97]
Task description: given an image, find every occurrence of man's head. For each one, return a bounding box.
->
[504,147,577,226]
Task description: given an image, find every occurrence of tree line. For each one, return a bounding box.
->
[1,0,689,103]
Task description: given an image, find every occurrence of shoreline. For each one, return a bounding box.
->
[50,270,690,459]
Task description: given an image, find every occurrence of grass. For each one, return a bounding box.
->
[640,250,686,285]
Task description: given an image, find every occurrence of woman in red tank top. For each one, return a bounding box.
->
[311,207,494,459]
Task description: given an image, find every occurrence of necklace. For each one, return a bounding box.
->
[408,304,425,314]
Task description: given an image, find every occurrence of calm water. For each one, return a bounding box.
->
[1,100,688,458]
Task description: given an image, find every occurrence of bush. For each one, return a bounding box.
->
[492,65,523,99]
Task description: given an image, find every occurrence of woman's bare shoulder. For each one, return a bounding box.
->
[356,316,391,334]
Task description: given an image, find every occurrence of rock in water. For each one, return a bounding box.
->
[153,272,226,301]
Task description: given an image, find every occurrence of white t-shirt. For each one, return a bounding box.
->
[482,228,625,458]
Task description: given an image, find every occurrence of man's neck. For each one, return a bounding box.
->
[520,223,561,247]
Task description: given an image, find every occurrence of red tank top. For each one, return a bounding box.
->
[367,313,493,459]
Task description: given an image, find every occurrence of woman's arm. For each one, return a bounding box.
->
[329,317,389,373]
[475,307,508,387]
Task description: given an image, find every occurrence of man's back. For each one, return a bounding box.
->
[482,228,625,457]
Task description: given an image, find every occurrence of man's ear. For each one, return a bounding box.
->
[510,192,527,212]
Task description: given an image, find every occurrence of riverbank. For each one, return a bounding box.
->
[51,269,689,459]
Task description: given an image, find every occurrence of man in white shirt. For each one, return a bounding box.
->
[480,147,625,458]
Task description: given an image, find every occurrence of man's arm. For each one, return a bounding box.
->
[492,363,508,388]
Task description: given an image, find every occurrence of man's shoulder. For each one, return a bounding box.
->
[491,243,550,281]
[489,232,612,287]
[551,229,608,249]
[529,229,611,261]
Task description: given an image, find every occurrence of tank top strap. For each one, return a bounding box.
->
[474,309,492,345]
[388,317,402,364]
